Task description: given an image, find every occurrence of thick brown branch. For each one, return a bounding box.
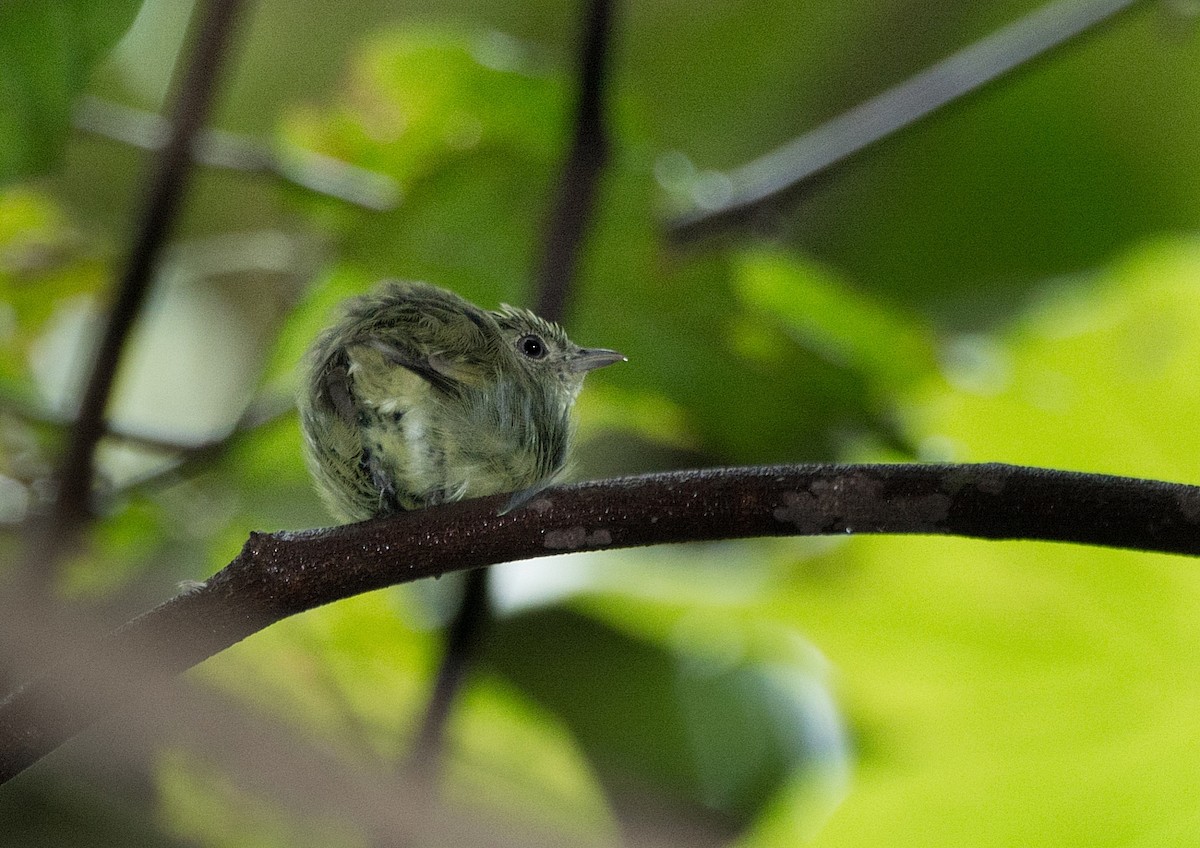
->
[666,0,1143,242]
[4,462,1200,782]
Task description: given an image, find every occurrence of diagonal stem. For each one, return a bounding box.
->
[534,0,616,322]
[74,96,398,211]
[407,567,491,773]
[666,0,1144,241]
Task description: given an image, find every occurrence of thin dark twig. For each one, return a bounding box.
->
[0,391,290,457]
[666,0,1144,241]
[5,461,1200,782]
[408,569,490,772]
[74,97,399,211]
[534,0,616,323]
[413,0,618,771]
[44,0,246,541]
[110,393,295,496]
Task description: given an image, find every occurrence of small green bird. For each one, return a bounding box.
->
[299,281,625,521]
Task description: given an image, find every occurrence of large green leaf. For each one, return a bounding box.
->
[757,237,1200,846]
[482,604,846,833]
[0,0,145,182]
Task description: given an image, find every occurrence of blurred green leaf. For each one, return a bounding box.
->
[194,590,615,841]
[158,750,366,848]
[482,604,846,831]
[574,383,701,453]
[58,493,166,598]
[282,29,565,196]
[735,248,938,399]
[209,409,324,532]
[568,174,889,465]
[907,235,1200,477]
[758,236,1200,846]
[199,591,435,760]
[445,678,616,841]
[0,186,107,393]
[0,0,145,182]
[279,29,565,296]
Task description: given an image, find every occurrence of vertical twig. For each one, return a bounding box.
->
[534,0,616,322]
[407,568,491,771]
[39,0,247,553]
[411,0,618,772]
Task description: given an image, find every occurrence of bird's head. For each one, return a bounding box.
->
[492,304,626,404]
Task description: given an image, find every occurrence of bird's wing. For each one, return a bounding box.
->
[364,290,496,393]
[320,355,359,424]
[363,337,481,395]
[312,280,500,420]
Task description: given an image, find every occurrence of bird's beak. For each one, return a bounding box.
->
[570,347,627,373]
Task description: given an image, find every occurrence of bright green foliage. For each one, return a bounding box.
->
[758,238,1200,847]
[443,677,616,839]
[0,186,107,395]
[278,30,567,301]
[0,0,145,182]
[735,249,937,402]
[283,30,566,194]
[200,591,437,760]
[907,237,1200,479]
[482,603,847,829]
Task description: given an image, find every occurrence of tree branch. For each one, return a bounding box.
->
[74,97,399,211]
[534,0,616,322]
[414,0,620,769]
[41,0,246,545]
[1,391,290,459]
[4,461,1200,783]
[665,0,1143,242]
[407,565,490,772]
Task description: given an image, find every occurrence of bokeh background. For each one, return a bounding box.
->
[4,0,1200,845]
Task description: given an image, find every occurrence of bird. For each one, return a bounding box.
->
[298,280,625,521]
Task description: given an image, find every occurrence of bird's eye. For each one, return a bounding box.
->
[518,334,547,359]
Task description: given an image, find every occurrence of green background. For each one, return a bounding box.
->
[3,0,1200,845]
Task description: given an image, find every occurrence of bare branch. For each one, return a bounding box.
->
[408,564,491,772]
[75,97,399,212]
[416,0,620,770]
[4,461,1200,782]
[1,391,290,458]
[44,0,246,544]
[665,0,1144,241]
[534,0,617,323]
[109,393,295,496]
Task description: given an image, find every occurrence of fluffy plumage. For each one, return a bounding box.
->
[299,281,623,521]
